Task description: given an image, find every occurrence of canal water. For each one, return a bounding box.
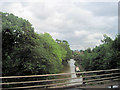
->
[61,59,83,86]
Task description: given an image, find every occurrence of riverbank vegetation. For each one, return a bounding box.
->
[74,34,120,71]
[2,12,72,76]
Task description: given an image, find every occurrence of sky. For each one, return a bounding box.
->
[0,0,118,50]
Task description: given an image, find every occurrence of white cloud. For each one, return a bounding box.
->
[74,30,90,37]
[0,1,118,50]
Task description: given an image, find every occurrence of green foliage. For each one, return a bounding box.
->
[2,12,72,76]
[56,39,72,63]
[74,34,120,71]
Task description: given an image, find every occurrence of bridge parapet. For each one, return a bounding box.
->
[0,69,120,89]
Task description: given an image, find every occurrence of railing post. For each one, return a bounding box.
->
[111,85,113,88]
[1,69,120,89]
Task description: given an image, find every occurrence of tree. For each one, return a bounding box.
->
[2,12,72,76]
[76,34,119,71]
[101,34,112,44]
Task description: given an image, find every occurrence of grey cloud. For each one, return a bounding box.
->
[75,2,118,17]
[0,1,118,50]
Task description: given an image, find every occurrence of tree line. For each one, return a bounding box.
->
[74,34,120,71]
[1,12,72,76]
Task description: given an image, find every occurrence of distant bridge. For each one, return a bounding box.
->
[0,69,120,89]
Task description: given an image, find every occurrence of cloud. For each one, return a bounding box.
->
[74,30,90,37]
[75,2,118,16]
[0,1,118,50]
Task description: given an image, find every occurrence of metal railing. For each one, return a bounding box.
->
[0,68,120,89]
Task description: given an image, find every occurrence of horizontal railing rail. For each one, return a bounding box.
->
[1,68,120,89]
[1,68,119,79]
[1,72,119,85]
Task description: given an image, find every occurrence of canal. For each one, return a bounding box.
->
[60,59,83,86]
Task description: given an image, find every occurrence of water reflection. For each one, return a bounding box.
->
[68,59,83,86]
[58,59,83,86]
[68,59,76,78]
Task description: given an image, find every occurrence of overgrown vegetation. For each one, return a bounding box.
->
[2,11,119,76]
[2,12,72,76]
[74,34,120,71]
